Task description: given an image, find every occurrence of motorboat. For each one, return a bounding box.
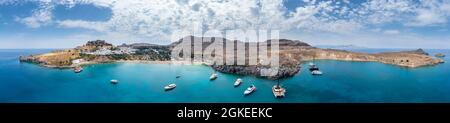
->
[244,85,256,95]
[110,79,118,84]
[272,85,286,98]
[73,66,83,73]
[164,83,176,91]
[234,78,242,87]
[210,73,218,80]
[308,61,321,74]
[308,62,315,67]
[311,70,323,75]
[309,65,319,71]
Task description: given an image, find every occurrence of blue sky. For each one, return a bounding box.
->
[0,0,449,49]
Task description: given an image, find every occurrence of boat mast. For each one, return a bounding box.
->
[212,63,216,74]
[175,61,180,79]
[170,61,177,82]
[277,79,280,87]
[312,54,315,63]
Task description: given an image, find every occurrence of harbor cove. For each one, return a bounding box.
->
[5,0,450,119]
[1,48,449,103]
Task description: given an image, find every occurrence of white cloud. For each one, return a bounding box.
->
[406,0,450,26]
[383,30,400,35]
[411,9,446,26]
[357,0,416,24]
[0,0,21,5]
[58,20,106,32]
[284,29,450,49]
[53,0,289,41]
[15,0,53,28]
[12,0,363,38]
[6,0,450,48]
[284,0,362,33]
[11,0,450,31]
[371,28,382,32]
[438,28,448,32]
[343,0,350,4]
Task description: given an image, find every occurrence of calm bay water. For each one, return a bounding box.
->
[0,49,449,103]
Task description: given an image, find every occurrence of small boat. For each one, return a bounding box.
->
[308,62,315,67]
[311,70,323,75]
[309,65,319,71]
[272,85,286,98]
[273,80,286,98]
[209,73,218,80]
[234,78,242,87]
[73,66,83,73]
[309,56,319,71]
[243,85,256,95]
[110,79,118,84]
[164,83,176,91]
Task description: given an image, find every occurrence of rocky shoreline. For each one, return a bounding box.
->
[211,65,301,80]
[19,56,204,68]
[19,36,445,79]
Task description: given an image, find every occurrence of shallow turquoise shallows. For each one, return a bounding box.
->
[0,49,449,103]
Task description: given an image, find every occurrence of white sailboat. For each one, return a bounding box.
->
[308,62,315,67]
[210,73,218,80]
[110,79,118,84]
[234,78,242,87]
[309,56,323,75]
[244,84,256,95]
[164,83,176,91]
[311,70,323,75]
[73,66,83,73]
[272,80,286,98]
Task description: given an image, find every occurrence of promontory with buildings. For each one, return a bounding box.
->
[19,36,445,79]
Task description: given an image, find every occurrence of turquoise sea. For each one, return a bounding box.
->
[0,49,449,103]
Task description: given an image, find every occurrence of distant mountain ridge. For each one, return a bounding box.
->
[315,44,368,49]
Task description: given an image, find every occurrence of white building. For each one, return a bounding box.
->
[85,48,113,55]
[83,47,137,55]
[72,59,85,64]
[116,47,137,54]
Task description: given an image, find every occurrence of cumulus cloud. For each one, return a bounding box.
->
[284,0,363,33]
[358,0,416,24]
[7,0,450,42]
[406,0,450,26]
[54,0,290,40]
[15,0,53,28]
[383,30,400,35]
[57,20,106,32]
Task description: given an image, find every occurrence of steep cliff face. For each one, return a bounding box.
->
[211,65,300,80]
[203,39,308,79]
